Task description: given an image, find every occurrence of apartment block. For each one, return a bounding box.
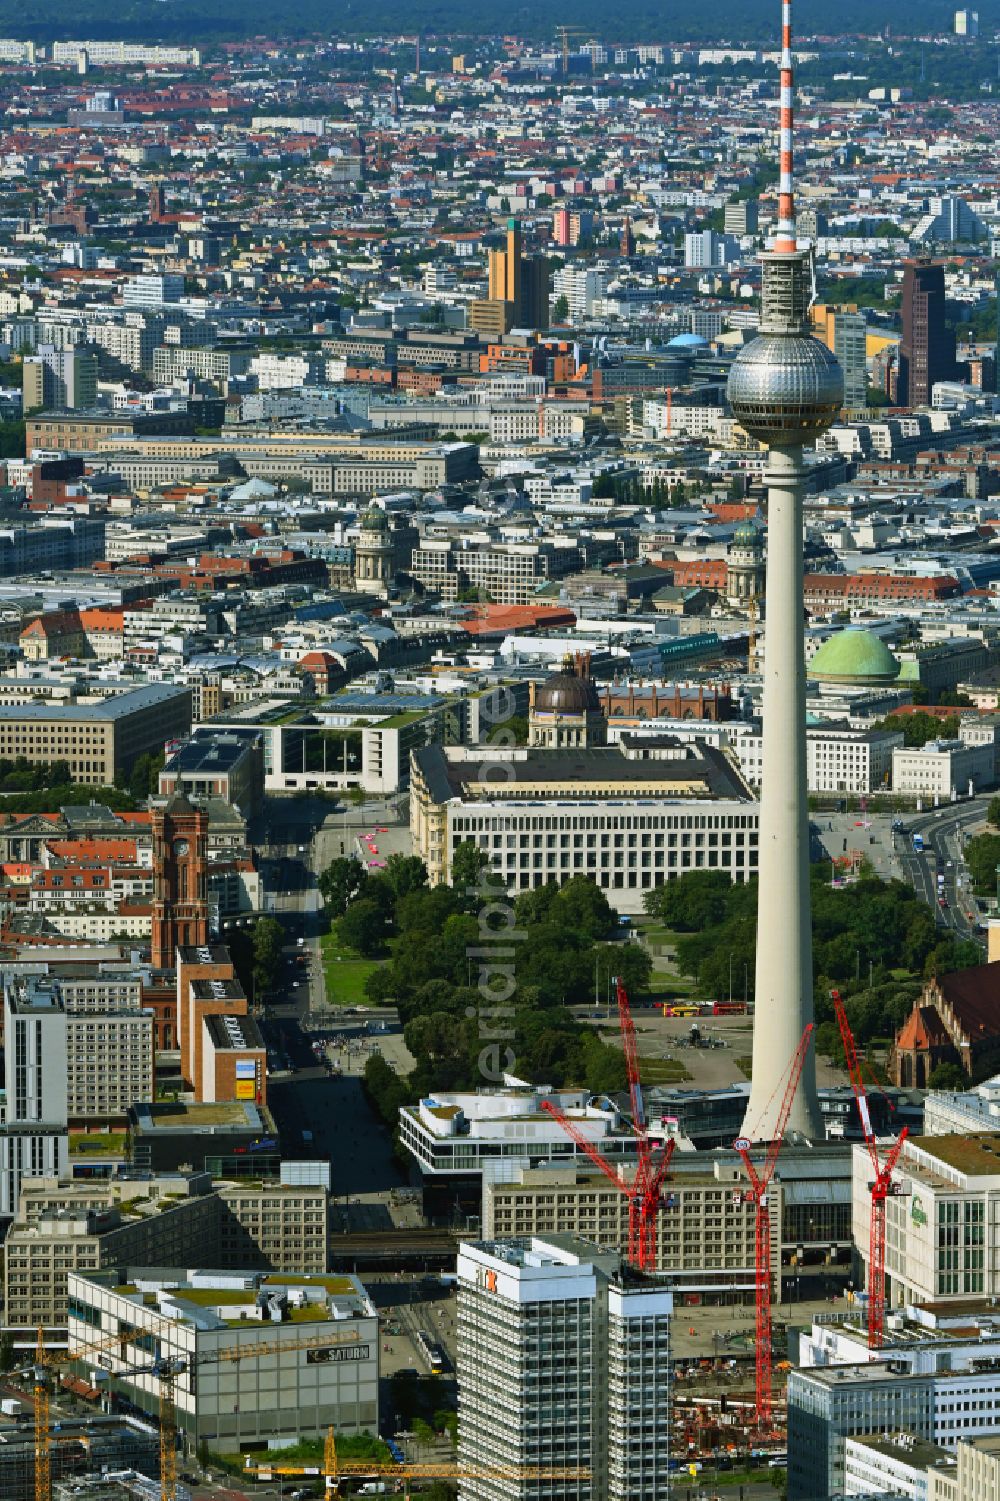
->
[23,346,98,412]
[6,976,153,1126]
[152,345,253,385]
[409,537,581,606]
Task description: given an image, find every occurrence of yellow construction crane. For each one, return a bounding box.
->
[29,1325,150,1501]
[556,26,589,74]
[118,1327,364,1501]
[245,1428,590,1490]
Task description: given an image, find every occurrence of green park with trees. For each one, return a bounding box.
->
[644,867,981,1075]
[315,845,989,1123]
[318,847,649,1126]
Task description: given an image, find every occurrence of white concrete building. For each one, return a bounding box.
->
[892,739,994,798]
[792,1308,1000,1499]
[67,1269,378,1447]
[851,1135,1000,1309]
[923,1076,1000,1136]
[249,352,325,390]
[122,275,186,310]
[845,1433,942,1500]
[457,1237,673,1501]
[400,1087,638,1202]
[410,740,758,911]
[551,267,608,318]
[0,983,69,1218]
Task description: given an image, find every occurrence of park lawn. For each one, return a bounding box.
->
[320,929,383,1006]
[639,923,685,948]
[648,970,696,991]
[637,1057,692,1084]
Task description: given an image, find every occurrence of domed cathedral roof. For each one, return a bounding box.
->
[359,506,389,533]
[731,518,764,550]
[809,627,900,685]
[532,653,601,714]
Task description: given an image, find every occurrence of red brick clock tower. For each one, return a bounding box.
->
[151,790,209,969]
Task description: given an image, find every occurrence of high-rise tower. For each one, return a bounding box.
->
[726,0,843,1140]
[898,258,956,408]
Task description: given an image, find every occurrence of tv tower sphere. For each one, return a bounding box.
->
[727,323,844,445]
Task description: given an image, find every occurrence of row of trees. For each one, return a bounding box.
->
[644,868,980,1048]
[965,833,1000,897]
[873,711,960,749]
[251,915,285,997]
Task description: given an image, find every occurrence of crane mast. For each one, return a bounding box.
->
[830,988,908,1348]
[735,1023,813,1431]
[541,975,675,1272]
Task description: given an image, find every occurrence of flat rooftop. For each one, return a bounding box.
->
[178,944,233,965]
[204,1011,264,1052]
[165,734,255,774]
[848,1433,951,1469]
[413,741,752,804]
[908,1133,1000,1177]
[191,976,245,1003]
[0,683,188,722]
[129,1100,270,1135]
[107,1270,371,1328]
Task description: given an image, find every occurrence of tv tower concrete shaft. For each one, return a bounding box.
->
[726,0,843,1141]
[749,443,822,1139]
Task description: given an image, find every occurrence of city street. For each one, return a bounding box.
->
[813,796,990,947]
[898,800,989,942]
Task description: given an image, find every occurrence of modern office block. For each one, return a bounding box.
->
[457,1236,672,1501]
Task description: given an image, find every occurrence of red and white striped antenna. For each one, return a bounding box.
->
[774,0,797,254]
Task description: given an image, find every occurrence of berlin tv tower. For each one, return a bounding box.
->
[727,0,844,1139]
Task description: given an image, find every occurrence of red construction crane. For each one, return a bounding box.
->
[830,988,908,1349]
[541,975,675,1272]
[734,1023,813,1434]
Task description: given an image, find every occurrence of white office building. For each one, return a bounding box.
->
[67,1269,378,1447]
[923,1075,1000,1136]
[683,230,742,268]
[891,739,994,798]
[844,1433,947,1500]
[0,982,69,1218]
[457,1237,673,1501]
[410,740,758,912]
[551,267,609,319]
[790,1303,1000,1499]
[852,1134,1000,1309]
[400,1087,638,1218]
[123,274,186,310]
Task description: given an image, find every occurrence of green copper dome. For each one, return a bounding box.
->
[809,627,900,685]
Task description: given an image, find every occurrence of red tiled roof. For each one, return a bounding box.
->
[896,1005,946,1053]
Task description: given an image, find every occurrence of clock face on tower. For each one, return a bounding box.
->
[174,840,190,857]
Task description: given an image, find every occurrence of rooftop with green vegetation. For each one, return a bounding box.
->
[69,1131,127,1156]
[909,1133,1000,1179]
